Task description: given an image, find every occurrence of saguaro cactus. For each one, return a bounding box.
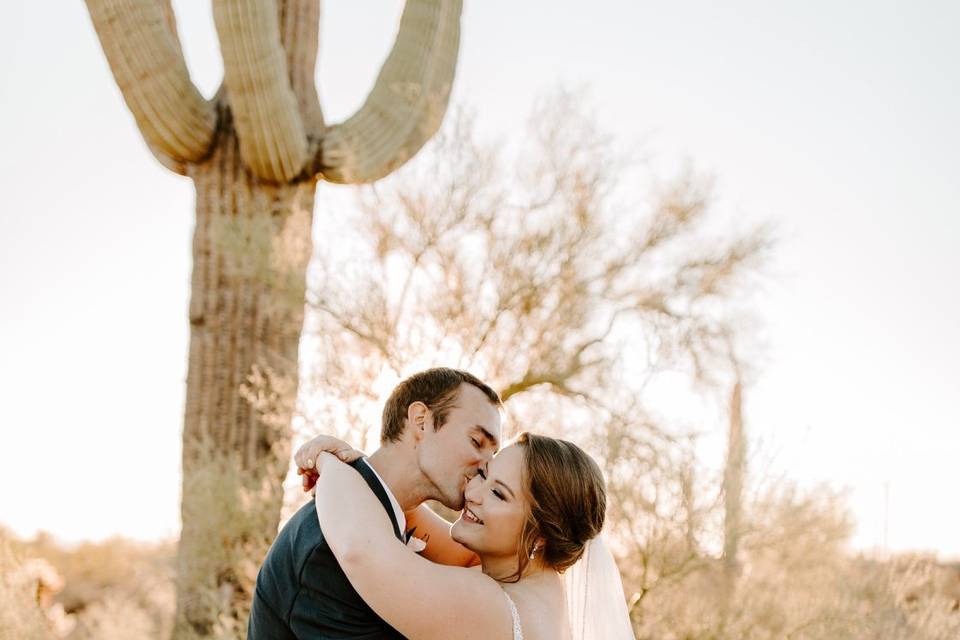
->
[84,1,461,636]
[723,379,745,581]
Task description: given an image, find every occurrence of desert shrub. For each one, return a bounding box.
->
[0,536,56,640]
[68,594,156,640]
[626,482,960,640]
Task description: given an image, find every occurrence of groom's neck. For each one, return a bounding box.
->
[366,444,424,511]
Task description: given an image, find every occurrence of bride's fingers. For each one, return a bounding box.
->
[296,439,363,467]
[294,444,318,470]
[295,441,322,468]
[294,436,339,468]
[325,441,363,462]
[335,447,364,463]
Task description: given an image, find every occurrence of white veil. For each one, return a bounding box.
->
[562,534,635,640]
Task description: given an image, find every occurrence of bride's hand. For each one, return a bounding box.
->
[294,434,366,492]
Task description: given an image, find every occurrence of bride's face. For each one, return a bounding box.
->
[450,443,527,556]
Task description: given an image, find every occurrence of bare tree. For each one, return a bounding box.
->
[307,96,770,403]
[83,1,463,636]
[298,94,772,633]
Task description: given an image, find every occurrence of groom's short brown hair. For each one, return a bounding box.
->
[380,368,501,443]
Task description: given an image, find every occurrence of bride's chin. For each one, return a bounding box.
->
[450,521,474,549]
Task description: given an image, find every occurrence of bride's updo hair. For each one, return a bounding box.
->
[509,432,606,581]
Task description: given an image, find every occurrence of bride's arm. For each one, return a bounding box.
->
[296,434,479,568]
[405,504,481,568]
[313,453,512,640]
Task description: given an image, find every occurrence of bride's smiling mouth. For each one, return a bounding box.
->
[462,507,484,525]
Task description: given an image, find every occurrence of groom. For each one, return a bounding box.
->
[248,367,502,639]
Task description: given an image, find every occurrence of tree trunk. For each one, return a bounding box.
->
[174,111,315,638]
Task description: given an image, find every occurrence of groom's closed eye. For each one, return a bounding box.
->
[471,426,499,451]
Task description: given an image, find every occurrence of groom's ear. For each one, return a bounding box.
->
[407,401,431,442]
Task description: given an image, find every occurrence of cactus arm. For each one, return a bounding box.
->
[85,0,216,165]
[278,0,324,133]
[212,0,310,183]
[318,0,462,184]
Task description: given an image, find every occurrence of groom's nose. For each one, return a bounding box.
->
[466,453,485,474]
[476,444,496,467]
[473,455,487,472]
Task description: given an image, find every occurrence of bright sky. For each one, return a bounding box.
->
[1,1,957,557]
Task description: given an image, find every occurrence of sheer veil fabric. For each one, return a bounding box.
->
[562,534,635,639]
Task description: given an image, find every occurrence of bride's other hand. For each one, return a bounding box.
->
[295,434,365,492]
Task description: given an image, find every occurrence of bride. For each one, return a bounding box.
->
[296,431,634,640]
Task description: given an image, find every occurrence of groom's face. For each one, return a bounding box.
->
[414,383,502,510]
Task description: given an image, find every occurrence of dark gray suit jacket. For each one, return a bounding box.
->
[248,458,407,639]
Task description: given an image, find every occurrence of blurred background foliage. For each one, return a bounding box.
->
[4,95,958,640]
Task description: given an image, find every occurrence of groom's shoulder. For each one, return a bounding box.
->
[271,458,370,563]
[250,498,323,630]
[265,458,372,569]
[255,498,325,606]
[277,498,326,561]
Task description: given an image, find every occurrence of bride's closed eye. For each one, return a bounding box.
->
[476,467,506,501]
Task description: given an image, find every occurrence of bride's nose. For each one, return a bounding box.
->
[464,474,484,504]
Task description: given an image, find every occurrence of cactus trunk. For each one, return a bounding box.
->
[85,1,463,634]
[174,115,315,638]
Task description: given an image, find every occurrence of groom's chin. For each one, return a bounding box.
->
[439,493,465,511]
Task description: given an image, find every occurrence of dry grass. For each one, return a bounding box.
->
[1,527,176,640]
[4,482,958,640]
[623,484,960,640]
[0,538,55,640]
